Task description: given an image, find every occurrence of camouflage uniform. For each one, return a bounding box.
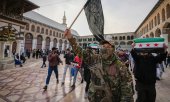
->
[68,38,134,102]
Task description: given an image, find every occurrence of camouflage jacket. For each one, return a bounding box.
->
[68,38,134,102]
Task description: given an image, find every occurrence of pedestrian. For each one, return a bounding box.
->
[166,52,170,67]
[117,49,129,68]
[20,53,26,63]
[41,54,47,68]
[131,45,167,102]
[71,54,82,88]
[61,49,74,85]
[43,47,63,90]
[14,53,23,67]
[82,47,93,98]
[64,29,134,102]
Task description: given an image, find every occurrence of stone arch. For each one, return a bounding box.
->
[120,41,125,45]
[155,28,161,37]
[162,8,166,22]
[53,38,57,48]
[25,33,33,51]
[150,32,154,38]
[59,39,63,51]
[127,41,133,45]
[166,4,170,19]
[46,37,51,50]
[37,35,43,49]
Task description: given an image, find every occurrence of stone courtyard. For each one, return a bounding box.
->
[0,55,170,102]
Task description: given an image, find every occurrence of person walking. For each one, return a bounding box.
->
[131,44,167,102]
[71,54,82,88]
[41,54,47,68]
[43,47,63,90]
[61,49,74,85]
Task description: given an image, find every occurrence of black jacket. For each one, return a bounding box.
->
[131,50,167,84]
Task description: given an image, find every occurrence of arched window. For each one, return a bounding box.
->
[127,36,130,40]
[162,9,165,22]
[59,33,61,38]
[131,36,134,40]
[154,16,157,26]
[56,32,58,37]
[53,31,55,36]
[123,36,125,40]
[166,4,170,19]
[41,28,44,34]
[112,36,115,40]
[37,26,40,33]
[50,30,52,36]
[115,37,117,40]
[157,13,160,25]
[119,36,122,40]
[31,25,35,32]
[46,29,48,35]
[151,20,153,29]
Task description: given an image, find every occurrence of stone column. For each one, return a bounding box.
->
[0,42,5,59]
[50,41,53,50]
[42,40,46,50]
[9,42,13,57]
[161,34,169,51]
[16,40,21,60]
[161,34,168,46]
[32,38,37,50]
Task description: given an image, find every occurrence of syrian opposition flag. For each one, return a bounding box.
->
[133,38,165,53]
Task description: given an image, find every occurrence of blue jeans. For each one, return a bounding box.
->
[73,67,79,85]
[46,66,58,85]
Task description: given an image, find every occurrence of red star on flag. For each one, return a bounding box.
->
[146,44,150,47]
[154,43,159,47]
[139,44,142,47]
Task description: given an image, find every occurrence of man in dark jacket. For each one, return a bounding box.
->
[61,49,74,85]
[131,46,167,102]
[43,47,63,90]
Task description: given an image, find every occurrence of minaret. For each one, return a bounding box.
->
[62,11,67,27]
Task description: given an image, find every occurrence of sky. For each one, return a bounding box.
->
[29,0,159,36]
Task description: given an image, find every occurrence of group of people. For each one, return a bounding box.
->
[41,29,169,102]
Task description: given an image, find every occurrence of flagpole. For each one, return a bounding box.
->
[68,1,88,30]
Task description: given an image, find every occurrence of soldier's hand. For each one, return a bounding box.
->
[64,29,72,39]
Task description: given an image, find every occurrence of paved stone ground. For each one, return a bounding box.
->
[0,55,170,102]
